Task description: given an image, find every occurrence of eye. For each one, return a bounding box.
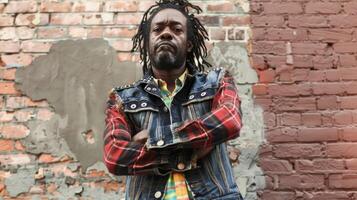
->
[152,27,161,32]
[174,27,183,32]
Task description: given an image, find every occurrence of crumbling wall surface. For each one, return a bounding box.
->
[0,0,257,199]
[251,0,357,199]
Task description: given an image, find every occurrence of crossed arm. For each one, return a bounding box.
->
[103,71,242,176]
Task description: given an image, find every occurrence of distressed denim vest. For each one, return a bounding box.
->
[116,68,243,200]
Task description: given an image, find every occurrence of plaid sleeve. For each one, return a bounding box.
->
[103,89,170,176]
[172,71,242,149]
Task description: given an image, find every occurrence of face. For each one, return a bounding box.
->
[148,8,192,71]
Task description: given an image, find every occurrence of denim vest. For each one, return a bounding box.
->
[116,68,243,200]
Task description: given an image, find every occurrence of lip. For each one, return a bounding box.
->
[156,42,176,51]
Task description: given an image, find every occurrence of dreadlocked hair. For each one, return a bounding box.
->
[131,0,212,74]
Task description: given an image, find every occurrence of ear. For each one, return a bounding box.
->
[187,41,193,52]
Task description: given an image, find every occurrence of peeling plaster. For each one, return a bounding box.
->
[208,42,265,200]
[15,39,142,170]
[4,167,36,197]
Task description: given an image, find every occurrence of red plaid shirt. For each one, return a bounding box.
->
[103,71,242,175]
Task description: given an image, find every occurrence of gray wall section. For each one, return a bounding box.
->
[15,39,142,170]
[15,39,264,199]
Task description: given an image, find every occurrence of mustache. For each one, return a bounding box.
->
[155,42,176,51]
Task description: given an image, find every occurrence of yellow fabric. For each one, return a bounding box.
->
[154,69,191,200]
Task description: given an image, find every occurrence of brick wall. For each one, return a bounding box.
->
[0,0,250,198]
[251,0,357,199]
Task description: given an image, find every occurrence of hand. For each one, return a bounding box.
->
[133,129,149,144]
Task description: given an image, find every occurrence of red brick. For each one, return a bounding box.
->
[339,55,357,67]
[37,27,67,39]
[207,2,235,12]
[0,41,20,53]
[87,27,104,38]
[0,15,14,26]
[4,1,37,13]
[228,29,244,41]
[333,111,353,125]
[21,41,52,53]
[0,27,16,40]
[105,1,138,12]
[0,140,14,152]
[252,84,267,96]
[341,127,357,142]
[274,144,323,158]
[297,128,338,142]
[294,55,313,68]
[69,27,86,38]
[263,28,308,41]
[1,53,33,67]
[292,69,309,82]
[0,153,32,165]
[340,68,357,81]
[0,68,16,80]
[110,40,133,52]
[14,110,34,122]
[277,113,301,126]
[50,13,82,25]
[301,113,322,127]
[274,97,316,112]
[263,112,276,128]
[268,84,311,97]
[309,29,353,42]
[116,13,142,25]
[210,28,226,40]
[289,15,328,28]
[0,124,30,139]
[329,174,357,189]
[344,2,357,14]
[327,143,357,158]
[345,82,357,94]
[72,2,102,12]
[292,42,328,55]
[305,2,341,14]
[6,96,48,109]
[329,15,357,28]
[263,3,303,14]
[40,2,71,13]
[334,42,357,53]
[325,69,341,82]
[259,191,295,200]
[83,13,114,25]
[104,27,136,38]
[279,174,325,190]
[15,13,49,26]
[258,69,275,83]
[138,0,156,12]
[296,159,345,172]
[251,16,285,28]
[0,111,14,122]
[346,159,357,170]
[37,109,53,121]
[0,82,18,95]
[17,27,35,39]
[252,41,286,55]
[308,71,325,82]
[313,55,337,70]
[222,16,250,26]
[312,82,345,95]
[267,128,297,143]
[196,16,219,26]
[310,192,351,200]
[340,96,357,109]
[259,159,293,173]
[317,96,338,110]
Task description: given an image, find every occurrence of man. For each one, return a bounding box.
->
[103,0,243,199]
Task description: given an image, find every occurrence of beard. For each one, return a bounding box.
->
[150,49,186,71]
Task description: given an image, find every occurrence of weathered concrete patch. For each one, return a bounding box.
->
[15,39,142,170]
[208,42,264,200]
[4,167,36,197]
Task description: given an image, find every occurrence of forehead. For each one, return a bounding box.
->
[150,8,187,26]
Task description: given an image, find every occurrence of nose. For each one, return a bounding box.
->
[160,27,173,40]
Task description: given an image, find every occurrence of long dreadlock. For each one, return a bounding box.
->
[131,0,212,74]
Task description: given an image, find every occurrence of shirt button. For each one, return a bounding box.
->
[154,191,162,198]
[163,107,168,112]
[147,87,152,91]
[177,163,185,170]
[152,88,157,91]
[157,140,164,146]
[141,102,147,107]
[130,104,137,109]
[189,95,194,100]
[200,92,206,97]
